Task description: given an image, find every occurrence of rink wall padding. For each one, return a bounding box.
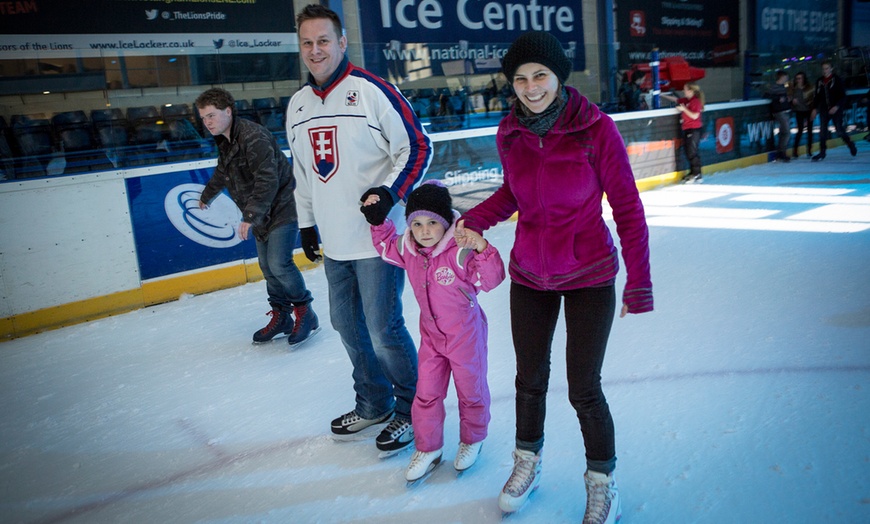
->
[2,95,867,340]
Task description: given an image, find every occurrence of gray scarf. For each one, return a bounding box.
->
[516,87,567,136]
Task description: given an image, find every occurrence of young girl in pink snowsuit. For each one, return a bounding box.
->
[362,180,505,482]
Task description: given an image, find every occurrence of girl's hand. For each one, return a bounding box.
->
[620,303,629,318]
[361,194,380,206]
[463,228,488,253]
[454,219,478,250]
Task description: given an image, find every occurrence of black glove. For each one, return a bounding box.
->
[299,227,321,262]
[359,186,394,226]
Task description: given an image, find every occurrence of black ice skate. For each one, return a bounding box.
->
[286,303,321,348]
[252,308,294,343]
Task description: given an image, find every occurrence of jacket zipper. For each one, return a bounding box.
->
[459,287,474,308]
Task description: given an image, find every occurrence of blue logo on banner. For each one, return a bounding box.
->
[164,183,243,248]
[127,168,257,280]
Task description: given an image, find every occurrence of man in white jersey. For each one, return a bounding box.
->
[287,4,432,456]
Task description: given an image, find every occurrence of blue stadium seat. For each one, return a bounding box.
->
[234,99,258,123]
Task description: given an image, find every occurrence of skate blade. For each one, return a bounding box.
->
[251,332,291,345]
[405,456,442,487]
[378,443,414,459]
[499,481,540,517]
[287,326,322,349]
[455,461,476,477]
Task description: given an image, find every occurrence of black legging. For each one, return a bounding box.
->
[793,110,813,156]
[817,106,854,154]
[510,281,617,474]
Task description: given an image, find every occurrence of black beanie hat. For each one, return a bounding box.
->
[501,31,572,84]
[405,180,453,229]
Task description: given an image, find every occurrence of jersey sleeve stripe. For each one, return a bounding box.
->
[350,66,432,201]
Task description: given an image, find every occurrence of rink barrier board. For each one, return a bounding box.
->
[0,158,760,341]
[1,95,866,341]
[0,148,833,341]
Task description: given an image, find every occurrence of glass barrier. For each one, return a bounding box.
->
[744,46,868,99]
[2,41,865,183]
[0,44,301,181]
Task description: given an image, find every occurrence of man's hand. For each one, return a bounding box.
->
[299,227,321,262]
[238,222,252,240]
[359,187,394,225]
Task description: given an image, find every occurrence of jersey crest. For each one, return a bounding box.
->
[308,126,339,183]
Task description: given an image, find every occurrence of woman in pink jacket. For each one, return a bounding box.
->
[456,31,652,523]
[363,181,505,483]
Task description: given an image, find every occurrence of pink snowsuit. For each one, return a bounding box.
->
[371,215,505,452]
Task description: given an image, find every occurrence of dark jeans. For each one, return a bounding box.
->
[817,106,853,154]
[773,110,790,156]
[510,282,617,474]
[793,110,813,155]
[683,128,702,177]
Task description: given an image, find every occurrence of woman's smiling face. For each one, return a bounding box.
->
[512,62,559,114]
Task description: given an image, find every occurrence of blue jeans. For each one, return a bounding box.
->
[773,110,790,156]
[255,222,312,311]
[324,256,418,420]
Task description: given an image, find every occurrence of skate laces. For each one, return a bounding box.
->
[583,474,614,524]
[456,442,479,463]
[504,450,539,496]
[340,411,362,425]
[259,309,281,333]
[408,450,433,469]
[383,418,410,438]
[290,305,306,334]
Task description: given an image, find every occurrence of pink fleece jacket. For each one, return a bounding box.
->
[461,86,653,313]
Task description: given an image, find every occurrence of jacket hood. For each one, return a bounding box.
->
[499,86,601,138]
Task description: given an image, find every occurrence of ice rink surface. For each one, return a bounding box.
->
[2,141,869,523]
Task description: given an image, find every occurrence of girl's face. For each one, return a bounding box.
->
[683,87,695,99]
[410,216,446,248]
[795,74,806,86]
[512,62,560,114]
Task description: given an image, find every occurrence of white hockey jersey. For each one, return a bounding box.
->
[287,60,432,261]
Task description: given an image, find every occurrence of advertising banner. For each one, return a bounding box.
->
[851,0,870,47]
[0,0,297,58]
[616,0,739,68]
[756,0,838,53]
[357,0,585,81]
[620,92,868,180]
[127,167,257,280]
[617,103,779,179]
